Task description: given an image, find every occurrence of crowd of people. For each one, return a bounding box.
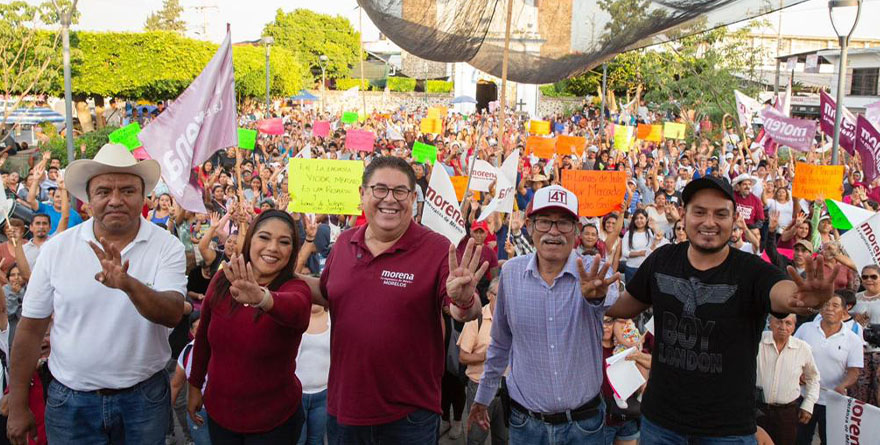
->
[0,94,875,445]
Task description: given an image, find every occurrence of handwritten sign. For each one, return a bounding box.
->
[792,162,844,201]
[412,141,438,164]
[420,118,443,134]
[663,122,686,140]
[529,120,551,135]
[288,159,363,215]
[614,125,634,151]
[341,111,358,124]
[450,176,469,201]
[427,106,447,119]
[108,122,142,150]
[556,135,586,156]
[313,120,330,138]
[237,128,257,150]
[345,129,375,152]
[562,170,627,217]
[527,136,557,159]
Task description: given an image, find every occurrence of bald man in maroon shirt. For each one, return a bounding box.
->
[300,156,486,444]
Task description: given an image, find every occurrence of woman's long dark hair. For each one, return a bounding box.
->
[627,208,652,250]
[212,210,300,313]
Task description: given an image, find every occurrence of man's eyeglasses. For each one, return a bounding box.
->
[862,274,878,281]
[368,185,412,200]
[533,218,575,234]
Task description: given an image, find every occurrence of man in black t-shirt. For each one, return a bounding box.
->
[607,176,838,443]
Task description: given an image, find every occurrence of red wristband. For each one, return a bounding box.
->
[452,293,477,311]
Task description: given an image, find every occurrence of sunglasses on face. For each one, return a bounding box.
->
[862,274,878,280]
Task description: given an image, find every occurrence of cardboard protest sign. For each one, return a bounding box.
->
[791,162,844,201]
[287,159,363,215]
[312,120,331,138]
[556,135,586,156]
[237,128,257,150]
[420,118,443,134]
[422,166,466,245]
[529,120,551,135]
[256,118,284,135]
[341,111,359,124]
[108,123,142,150]
[345,129,376,152]
[614,125,634,151]
[450,176,469,201]
[636,124,652,140]
[645,124,663,142]
[663,122,686,140]
[527,136,557,159]
[131,147,151,160]
[412,141,438,164]
[561,170,626,217]
[427,106,447,119]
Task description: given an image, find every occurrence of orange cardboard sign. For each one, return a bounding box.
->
[450,175,469,201]
[556,135,586,156]
[792,163,844,201]
[561,170,627,217]
[526,136,557,159]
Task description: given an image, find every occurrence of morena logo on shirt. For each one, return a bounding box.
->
[380,269,414,288]
[548,190,568,205]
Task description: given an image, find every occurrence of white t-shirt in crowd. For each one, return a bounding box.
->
[853,293,880,353]
[621,230,666,269]
[794,320,864,405]
[295,317,331,394]
[766,199,794,233]
[22,218,187,391]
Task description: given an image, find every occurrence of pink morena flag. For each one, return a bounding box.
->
[138,30,237,213]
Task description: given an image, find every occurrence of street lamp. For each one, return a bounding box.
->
[319,54,328,116]
[829,0,862,165]
[262,36,274,117]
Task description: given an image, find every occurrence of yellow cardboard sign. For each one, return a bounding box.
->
[663,122,686,140]
[420,118,443,134]
[427,106,447,119]
[288,159,364,215]
[614,125,634,151]
[529,120,551,135]
[792,163,844,201]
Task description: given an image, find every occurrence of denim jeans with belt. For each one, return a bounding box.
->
[44,370,171,445]
[508,400,605,445]
[640,416,758,445]
[327,409,439,444]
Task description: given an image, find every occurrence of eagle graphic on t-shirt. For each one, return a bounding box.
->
[655,273,737,316]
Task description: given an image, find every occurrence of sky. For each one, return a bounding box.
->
[15,0,880,44]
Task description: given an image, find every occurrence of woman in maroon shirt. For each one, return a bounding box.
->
[187,210,312,444]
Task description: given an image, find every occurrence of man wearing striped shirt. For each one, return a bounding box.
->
[468,185,619,445]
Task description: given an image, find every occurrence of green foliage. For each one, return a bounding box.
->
[539,83,577,98]
[53,31,306,101]
[387,77,416,92]
[263,9,360,81]
[0,1,63,99]
[334,78,371,91]
[45,125,117,166]
[144,0,185,33]
[425,80,453,94]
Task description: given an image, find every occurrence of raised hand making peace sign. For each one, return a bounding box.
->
[577,254,619,300]
[446,238,490,308]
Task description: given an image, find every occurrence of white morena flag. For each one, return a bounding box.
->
[840,212,880,272]
[824,389,880,444]
[734,90,762,127]
[422,165,466,245]
[294,146,312,159]
[469,159,497,192]
[342,85,359,101]
[867,100,880,129]
[478,149,520,222]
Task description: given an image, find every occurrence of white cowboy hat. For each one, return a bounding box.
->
[731,173,756,187]
[65,143,161,204]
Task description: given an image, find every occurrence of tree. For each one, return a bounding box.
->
[263,9,360,81]
[144,0,186,34]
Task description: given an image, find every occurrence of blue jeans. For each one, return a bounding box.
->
[508,402,605,445]
[604,418,639,444]
[187,408,212,445]
[44,370,171,445]
[640,417,757,445]
[298,390,328,445]
[624,265,639,284]
[327,409,439,444]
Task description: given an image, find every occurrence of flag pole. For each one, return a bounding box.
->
[358,7,368,119]
[496,0,513,169]
[459,117,487,216]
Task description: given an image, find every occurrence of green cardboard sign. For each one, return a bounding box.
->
[238,128,257,150]
[108,122,142,150]
[341,111,358,124]
[412,141,437,164]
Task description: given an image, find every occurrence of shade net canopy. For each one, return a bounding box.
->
[359,0,808,84]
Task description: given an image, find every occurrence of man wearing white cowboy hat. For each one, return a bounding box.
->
[732,173,764,230]
[8,143,187,445]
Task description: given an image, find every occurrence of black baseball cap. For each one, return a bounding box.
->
[681,176,736,208]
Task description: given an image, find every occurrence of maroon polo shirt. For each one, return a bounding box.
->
[320,221,451,425]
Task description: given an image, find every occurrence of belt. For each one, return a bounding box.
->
[93,371,162,396]
[765,399,800,409]
[510,395,601,425]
